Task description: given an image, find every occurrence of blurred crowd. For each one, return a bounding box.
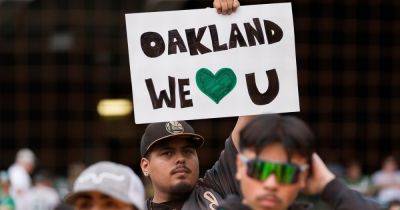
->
[1,148,400,210]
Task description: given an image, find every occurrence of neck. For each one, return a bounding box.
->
[152,190,170,203]
[152,190,187,203]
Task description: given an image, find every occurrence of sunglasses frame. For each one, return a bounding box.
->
[239,154,309,184]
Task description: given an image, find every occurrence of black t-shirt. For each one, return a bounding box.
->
[148,136,240,210]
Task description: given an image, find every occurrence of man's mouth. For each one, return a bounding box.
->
[256,194,281,208]
[171,166,191,175]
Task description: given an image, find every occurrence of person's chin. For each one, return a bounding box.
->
[170,181,194,194]
[255,199,282,210]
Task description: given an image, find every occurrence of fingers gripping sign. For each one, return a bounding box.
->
[214,0,240,15]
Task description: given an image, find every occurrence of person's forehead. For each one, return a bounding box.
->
[243,143,307,164]
[154,137,195,150]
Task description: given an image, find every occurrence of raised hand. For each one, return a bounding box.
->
[304,153,336,195]
[213,0,240,15]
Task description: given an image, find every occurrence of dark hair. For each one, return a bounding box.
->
[388,200,400,208]
[239,114,315,164]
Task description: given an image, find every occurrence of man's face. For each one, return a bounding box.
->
[389,204,400,210]
[346,164,361,180]
[73,191,135,210]
[141,137,199,197]
[236,143,308,210]
[20,161,34,174]
[383,159,397,172]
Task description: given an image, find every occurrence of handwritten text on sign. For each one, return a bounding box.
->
[125,3,299,123]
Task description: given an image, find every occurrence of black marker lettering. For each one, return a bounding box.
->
[264,20,283,44]
[229,23,247,49]
[145,77,176,109]
[178,79,193,108]
[141,32,165,58]
[208,24,228,52]
[168,29,187,55]
[245,69,279,105]
[185,26,212,55]
[244,18,265,46]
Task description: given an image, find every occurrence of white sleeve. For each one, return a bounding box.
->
[9,166,31,191]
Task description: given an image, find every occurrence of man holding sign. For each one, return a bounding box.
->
[128,1,289,210]
[138,6,249,208]
[140,116,250,210]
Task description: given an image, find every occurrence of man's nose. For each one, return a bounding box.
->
[262,173,279,190]
[90,205,101,210]
[175,152,186,164]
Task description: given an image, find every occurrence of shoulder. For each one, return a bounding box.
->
[223,136,237,155]
[180,183,224,210]
[8,164,20,173]
[371,171,383,179]
[194,181,223,198]
[289,202,314,210]
[8,164,27,178]
[216,195,250,210]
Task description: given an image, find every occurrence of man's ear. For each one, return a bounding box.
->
[140,157,150,177]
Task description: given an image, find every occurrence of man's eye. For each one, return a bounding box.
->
[76,200,92,209]
[162,151,173,156]
[104,201,118,208]
[184,149,195,155]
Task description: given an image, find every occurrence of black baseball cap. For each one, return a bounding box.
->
[140,121,204,157]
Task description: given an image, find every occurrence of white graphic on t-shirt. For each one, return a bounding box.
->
[204,191,219,210]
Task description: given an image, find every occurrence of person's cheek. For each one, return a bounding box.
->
[243,178,260,209]
[282,185,301,208]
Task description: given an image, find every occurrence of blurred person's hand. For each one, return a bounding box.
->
[304,153,336,195]
[213,0,240,15]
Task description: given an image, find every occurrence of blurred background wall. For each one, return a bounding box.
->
[0,0,399,176]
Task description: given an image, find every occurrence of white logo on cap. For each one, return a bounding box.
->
[77,172,125,184]
[165,121,184,134]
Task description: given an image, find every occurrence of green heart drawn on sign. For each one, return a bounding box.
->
[195,67,237,104]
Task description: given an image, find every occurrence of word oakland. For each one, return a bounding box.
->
[141,18,283,58]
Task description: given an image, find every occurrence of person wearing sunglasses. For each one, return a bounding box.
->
[217,114,380,210]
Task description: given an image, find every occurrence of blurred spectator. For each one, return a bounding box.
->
[7,148,36,210]
[388,200,400,210]
[54,177,69,201]
[54,203,74,210]
[344,160,372,195]
[327,162,345,178]
[67,162,85,188]
[65,161,145,210]
[26,170,60,210]
[0,171,15,210]
[372,156,400,204]
[54,203,73,210]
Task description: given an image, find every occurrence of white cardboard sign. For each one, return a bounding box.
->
[125,3,299,124]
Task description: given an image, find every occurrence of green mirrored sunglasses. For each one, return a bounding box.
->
[240,155,308,184]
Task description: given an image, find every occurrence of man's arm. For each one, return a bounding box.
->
[305,154,380,210]
[202,0,248,198]
[231,116,255,150]
[202,115,254,198]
